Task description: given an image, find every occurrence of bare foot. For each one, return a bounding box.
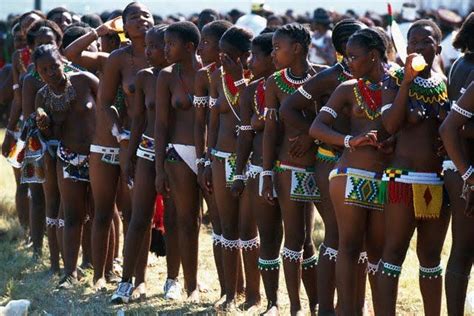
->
[186,289,200,303]
[131,282,146,301]
[263,305,279,316]
[197,281,209,293]
[93,278,107,292]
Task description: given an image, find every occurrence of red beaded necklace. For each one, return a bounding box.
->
[253,79,265,120]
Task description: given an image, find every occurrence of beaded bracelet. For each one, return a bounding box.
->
[320,106,337,119]
[452,103,473,119]
[233,174,247,181]
[461,166,474,181]
[297,86,312,100]
[344,135,353,149]
[261,170,273,177]
[239,125,253,131]
[195,158,206,166]
[234,78,246,87]
[204,160,211,167]
[12,84,20,90]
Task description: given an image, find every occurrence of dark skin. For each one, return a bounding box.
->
[309,40,390,316]
[439,83,474,315]
[203,39,260,310]
[261,32,319,315]
[154,30,201,301]
[379,26,450,316]
[35,52,98,279]
[280,48,351,315]
[230,43,283,313]
[193,26,227,300]
[48,11,72,32]
[119,29,172,295]
[91,3,153,288]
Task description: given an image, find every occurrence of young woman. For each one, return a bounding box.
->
[33,44,98,288]
[279,19,366,315]
[439,13,474,315]
[88,2,153,296]
[20,20,64,270]
[310,28,392,315]
[379,20,451,316]
[155,21,203,303]
[110,25,169,301]
[193,19,233,303]
[203,26,259,311]
[261,23,323,315]
[230,32,283,314]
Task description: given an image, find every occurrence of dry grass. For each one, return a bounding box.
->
[0,128,473,315]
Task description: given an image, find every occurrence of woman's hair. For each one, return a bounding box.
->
[147,24,168,41]
[32,43,62,64]
[202,20,233,41]
[220,26,253,52]
[166,21,201,47]
[81,14,103,28]
[46,7,70,20]
[453,12,474,53]
[407,19,442,44]
[332,18,366,55]
[252,32,274,55]
[26,19,63,47]
[62,24,91,49]
[348,27,388,62]
[19,10,46,26]
[274,22,311,52]
[123,2,143,23]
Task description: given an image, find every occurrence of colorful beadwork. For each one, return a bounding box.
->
[205,62,217,85]
[353,79,382,120]
[302,255,318,270]
[258,257,281,271]
[381,261,402,277]
[419,265,443,279]
[274,68,311,95]
[390,68,448,104]
[336,62,352,83]
[316,146,340,163]
[253,79,265,120]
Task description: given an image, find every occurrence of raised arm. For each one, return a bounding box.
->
[63,25,111,73]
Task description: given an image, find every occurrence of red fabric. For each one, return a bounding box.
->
[153,194,165,233]
[387,181,412,207]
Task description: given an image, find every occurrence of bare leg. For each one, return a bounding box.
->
[28,183,45,257]
[302,204,318,314]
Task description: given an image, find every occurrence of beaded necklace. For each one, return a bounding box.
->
[253,78,266,120]
[19,48,31,72]
[30,63,80,84]
[274,68,312,95]
[336,62,352,83]
[176,63,194,103]
[205,62,217,85]
[353,78,383,120]
[39,74,76,112]
[390,68,448,104]
[221,68,251,108]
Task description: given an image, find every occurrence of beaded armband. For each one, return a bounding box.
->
[320,106,337,119]
[209,97,217,108]
[193,96,209,108]
[452,103,473,119]
[297,86,312,100]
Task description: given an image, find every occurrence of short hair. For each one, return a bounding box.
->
[62,24,91,49]
[274,22,311,52]
[332,19,366,55]
[46,7,70,20]
[32,43,62,64]
[166,21,201,47]
[348,27,388,62]
[26,19,63,47]
[453,12,474,52]
[106,10,122,22]
[123,2,144,23]
[81,14,103,28]
[147,24,168,41]
[252,32,274,55]
[407,19,442,44]
[220,26,253,52]
[202,20,233,41]
[19,10,46,25]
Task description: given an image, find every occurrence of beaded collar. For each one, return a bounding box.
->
[38,74,76,112]
[353,78,383,120]
[336,62,352,83]
[390,68,448,105]
[274,68,312,95]
[221,67,251,108]
[253,78,266,120]
[205,62,217,85]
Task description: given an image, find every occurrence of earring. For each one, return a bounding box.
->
[371,58,375,62]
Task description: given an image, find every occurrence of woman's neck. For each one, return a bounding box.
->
[179,53,199,72]
[288,59,310,77]
[365,62,385,83]
[130,38,146,56]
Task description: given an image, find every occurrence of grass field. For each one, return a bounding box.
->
[0,128,472,315]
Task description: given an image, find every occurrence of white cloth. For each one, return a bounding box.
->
[171,144,197,175]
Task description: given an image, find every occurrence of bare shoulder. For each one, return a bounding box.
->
[311,63,330,74]
[70,71,99,84]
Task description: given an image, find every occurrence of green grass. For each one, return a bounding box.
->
[0,128,472,315]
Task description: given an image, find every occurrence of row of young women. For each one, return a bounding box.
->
[2,1,474,315]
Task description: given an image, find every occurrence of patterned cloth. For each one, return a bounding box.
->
[211,149,237,187]
[90,145,120,165]
[19,116,46,183]
[381,168,443,219]
[316,146,340,163]
[275,161,320,202]
[57,143,90,182]
[329,167,384,211]
[137,134,155,162]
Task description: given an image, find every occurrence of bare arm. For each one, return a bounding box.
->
[439,82,474,175]
[234,84,255,176]
[97,50,122,131]
[193,70,208,166]
[154,69,172,194]
[21,75,39,118]
[262,77,279,172]
[127,72,147,164]
[205,72,219,159]
[63,25,111,73]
